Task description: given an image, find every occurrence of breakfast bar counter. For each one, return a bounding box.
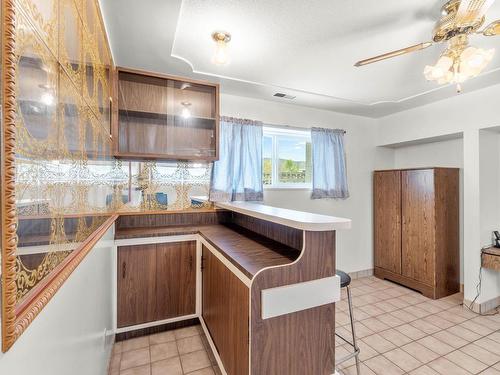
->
[114,203,351,375]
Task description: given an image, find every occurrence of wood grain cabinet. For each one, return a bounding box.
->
[117,241,196,328]
[202,245,249,375]
[374,168,459,299]
[112,68,219,161]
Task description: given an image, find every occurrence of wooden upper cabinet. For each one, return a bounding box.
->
[401,169,436,286]
[112,68,219,161]
[374,170,402,274]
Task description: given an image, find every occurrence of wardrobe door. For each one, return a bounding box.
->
[401,169,436,285]
[374,171,402,274]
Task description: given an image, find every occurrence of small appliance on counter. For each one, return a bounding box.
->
[494,231,500,248]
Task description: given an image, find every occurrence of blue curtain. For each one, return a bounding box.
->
[209,117,263,202]
[311,127,349,199]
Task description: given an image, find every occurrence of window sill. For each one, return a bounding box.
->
[264,186,312,191]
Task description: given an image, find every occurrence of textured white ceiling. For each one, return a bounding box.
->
[100,0,500,117]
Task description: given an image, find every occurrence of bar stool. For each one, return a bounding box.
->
[335,270,360,375]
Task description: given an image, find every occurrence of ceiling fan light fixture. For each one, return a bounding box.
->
[436,55,454,70]
[463,47,494,69]
[424,64,446,80]
[211,31,231,65]
[423,37,494,91]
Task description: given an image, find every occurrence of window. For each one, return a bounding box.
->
[263,127,312,188]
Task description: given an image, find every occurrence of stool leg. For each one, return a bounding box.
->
[347,286,360,375]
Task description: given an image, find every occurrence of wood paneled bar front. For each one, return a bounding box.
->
[114,203,351,375]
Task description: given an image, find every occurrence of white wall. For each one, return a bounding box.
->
[389,138,465,283]
[479,130,500,303]
[377,83,500,147]
[393,138,463,169]
[377,83,500,305]
[221,93,391,274]
[0,226,115,375]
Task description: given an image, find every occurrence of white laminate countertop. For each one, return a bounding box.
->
[215,201,351,231]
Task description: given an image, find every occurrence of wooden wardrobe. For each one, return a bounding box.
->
[373,168,459,299]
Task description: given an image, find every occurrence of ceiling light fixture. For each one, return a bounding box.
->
[40,92,54,106]
[211,31,231,65]
[423,35,494,93]
[38,84,55,106]
[354,0,500,93]
[181,102,192,118]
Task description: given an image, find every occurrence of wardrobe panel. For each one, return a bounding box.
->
[434,169,460,298]
[401,169,436,286]
[374,171,402,274]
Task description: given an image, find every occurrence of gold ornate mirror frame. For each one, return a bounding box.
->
[1,0,19,353]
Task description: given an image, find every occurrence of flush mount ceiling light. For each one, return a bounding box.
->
[211,31,231,65]
[355,0,500,93]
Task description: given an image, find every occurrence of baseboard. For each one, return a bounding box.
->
[115,318,200,341]
[374,267,437,298]
[463,295,500,314]
[348,268,373,280]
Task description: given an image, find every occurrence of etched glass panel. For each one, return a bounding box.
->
[5,0,213,335]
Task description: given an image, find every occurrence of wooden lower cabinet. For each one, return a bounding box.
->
[117,241,196,328]
[156,242,197,319]
[202,245,249,375]
[117,244,157,327]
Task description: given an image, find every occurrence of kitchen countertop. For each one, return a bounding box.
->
[114,202,350,278]
[215,201,351,231]
[115,224,299,279]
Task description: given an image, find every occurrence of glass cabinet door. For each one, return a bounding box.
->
[116,70,218,160]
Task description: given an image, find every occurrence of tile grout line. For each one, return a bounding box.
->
[337,279,500,374]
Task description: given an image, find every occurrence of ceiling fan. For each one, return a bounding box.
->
[354,0,500,92]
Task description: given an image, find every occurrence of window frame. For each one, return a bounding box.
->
[262,126,312,190]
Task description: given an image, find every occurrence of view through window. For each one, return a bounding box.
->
[263,127,312,187]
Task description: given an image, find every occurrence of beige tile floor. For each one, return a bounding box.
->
[336,276,500,375]
[109,276,500,375]
[109,325,221,375]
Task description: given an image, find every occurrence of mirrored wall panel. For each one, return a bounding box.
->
[2,0,213,351]
[13,0,114,308]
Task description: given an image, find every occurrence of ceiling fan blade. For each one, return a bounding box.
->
[483,19,500,35]
[354,42,433,67]
[455,0,496,26]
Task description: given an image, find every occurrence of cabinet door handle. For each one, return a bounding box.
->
[189,255,193,270]
[122,262,126,279]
